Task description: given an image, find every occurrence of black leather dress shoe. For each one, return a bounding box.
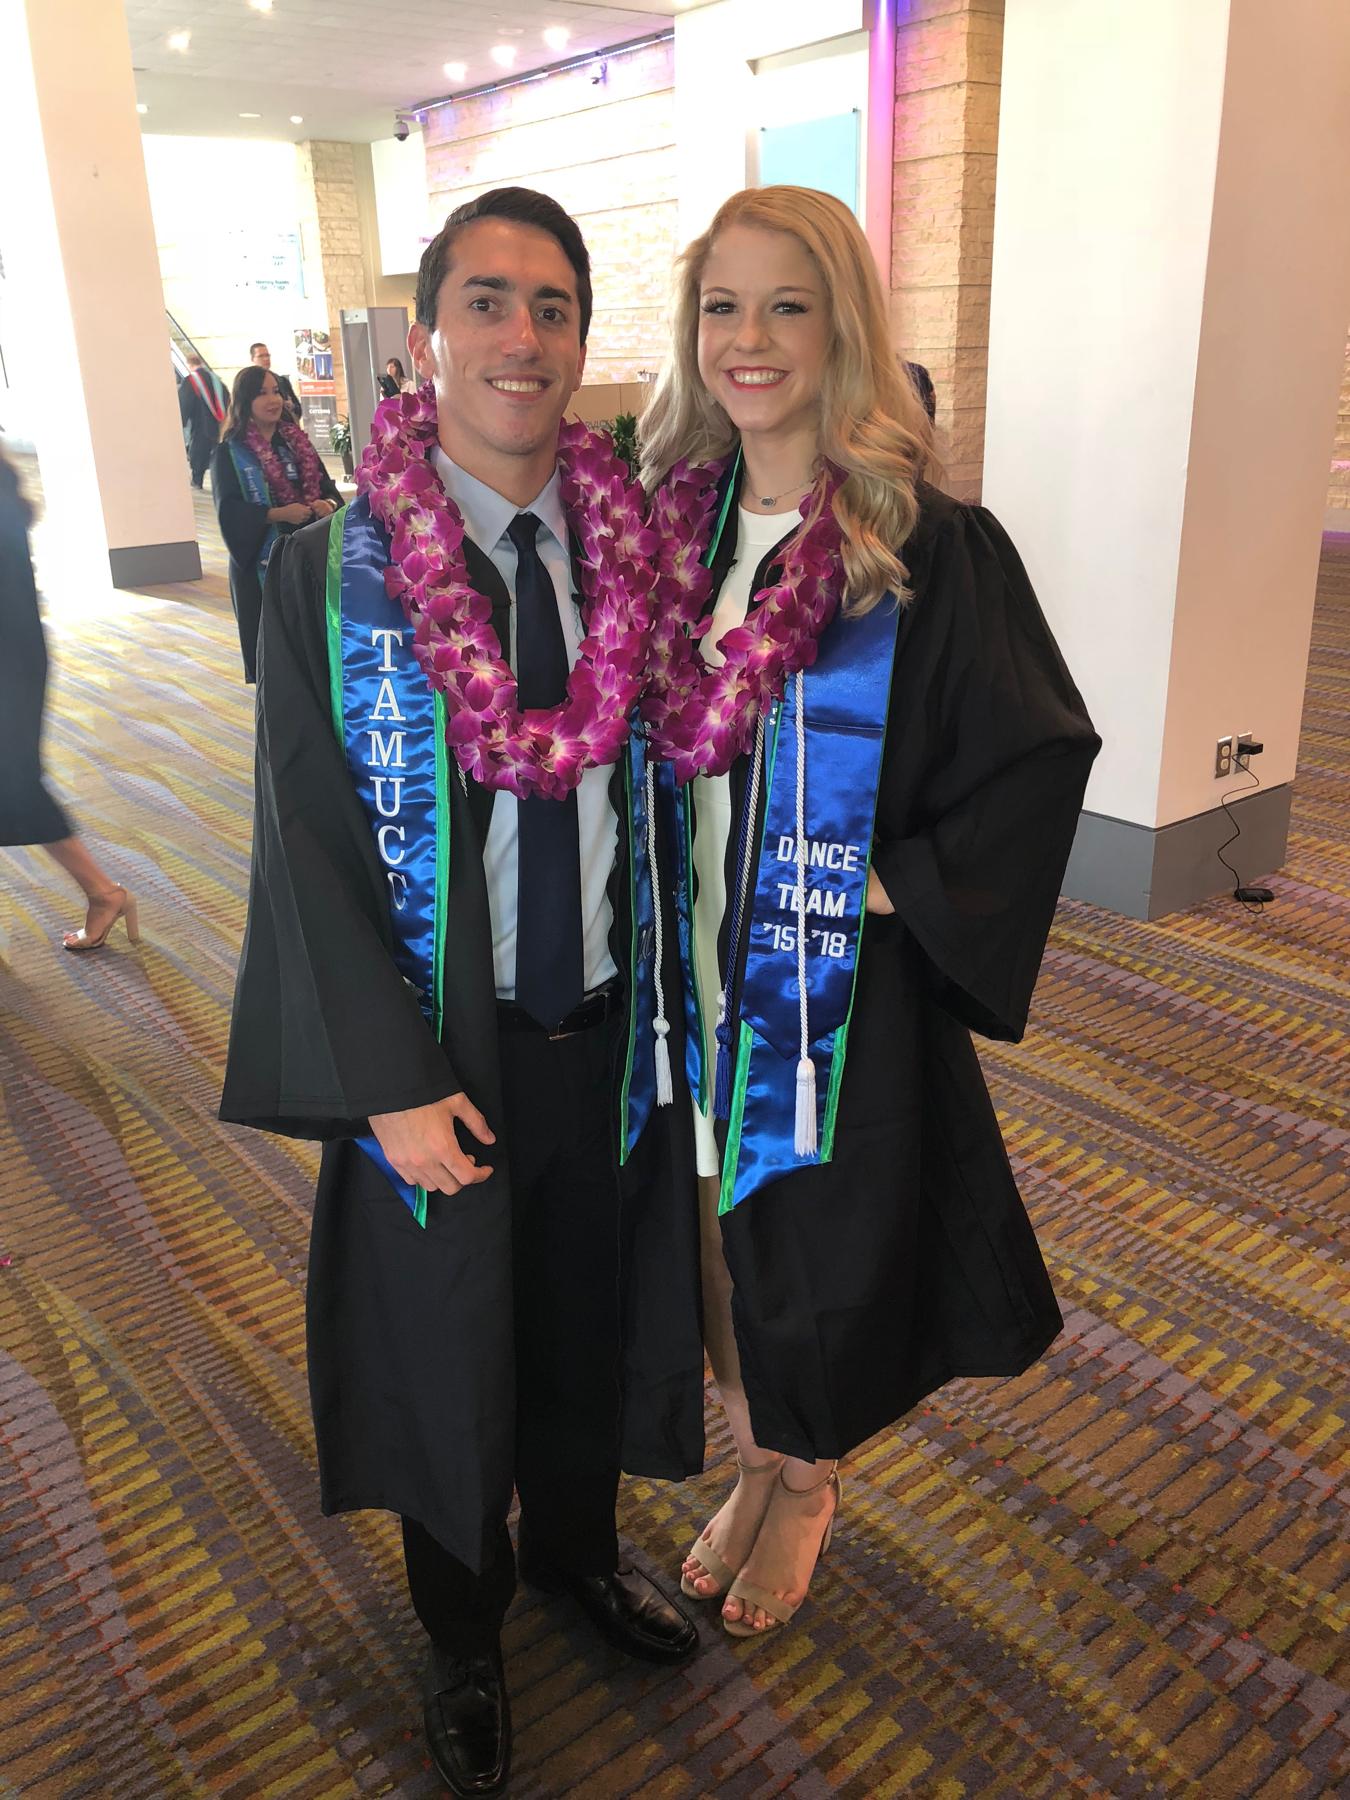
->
[421,1640,511,1798]
[523,1561,699,1664]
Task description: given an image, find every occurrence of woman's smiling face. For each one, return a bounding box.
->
[696,224,830,440]
[250,372,285,428]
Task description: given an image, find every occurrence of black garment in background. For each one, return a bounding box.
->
[275,373,303,424]
[210,434,342,683]
[178,369,227,487]
[400,1013,625,1655]
[0,488,72,846]
[220,514,704,1577]
[904,359,937,423]
[377,374,399,401]
[688,463,1101,1463]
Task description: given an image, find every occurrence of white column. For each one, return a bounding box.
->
[983,0,1350,917]
[0,0,199,590]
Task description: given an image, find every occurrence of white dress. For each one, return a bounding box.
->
[689,503,801,1178]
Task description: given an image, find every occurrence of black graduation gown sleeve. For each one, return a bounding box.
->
[211,438,270,567]
[869,492,1100,1042]
[219,519,462,1138]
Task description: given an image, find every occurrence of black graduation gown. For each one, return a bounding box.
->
[698,475,1101,1463]
[220,515,705,1572]
[0,494,71,846]
[210,436,342,685]
[178,370,225,483]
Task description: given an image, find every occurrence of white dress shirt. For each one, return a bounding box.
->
[431,446,619,999]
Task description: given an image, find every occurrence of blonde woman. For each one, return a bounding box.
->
[639,187,1100,1640]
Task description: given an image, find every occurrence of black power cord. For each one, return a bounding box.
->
[1215,743,1274,910]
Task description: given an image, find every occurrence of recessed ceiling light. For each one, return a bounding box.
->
[489,44,516,68]
[443,60,467,81]
[248,0,274,12]
[290,114,304,124]
[167,29,190,51]
[543,26,570,52]
[239,111,261,119]
[136,102,148,114]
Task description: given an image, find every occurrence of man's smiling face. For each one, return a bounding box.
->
[409,215,587,492]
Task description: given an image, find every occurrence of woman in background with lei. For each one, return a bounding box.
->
[212,363,342,682]
[639,185,1100,1641]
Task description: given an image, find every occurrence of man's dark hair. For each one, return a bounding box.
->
[249,342,267,357]
[415,186,592,345]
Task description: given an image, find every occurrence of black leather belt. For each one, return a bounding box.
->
[495,979,622,1039]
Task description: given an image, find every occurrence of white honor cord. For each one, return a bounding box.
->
[644,756,673,1105]
[793,669,817,1157]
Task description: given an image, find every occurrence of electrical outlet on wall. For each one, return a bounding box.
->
[1236,732,1259,772]
[1215,734,1235,779]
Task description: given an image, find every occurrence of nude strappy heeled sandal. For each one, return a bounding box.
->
[63,885,140,953]
[680,1454,784,1600]
[722,1462,841,1640]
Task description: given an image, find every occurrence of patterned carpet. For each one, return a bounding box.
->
[1,469,1346,1799]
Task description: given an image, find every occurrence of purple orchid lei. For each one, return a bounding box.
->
[642,459,846,783]
[244,419,328,506]
[358,384,658,800]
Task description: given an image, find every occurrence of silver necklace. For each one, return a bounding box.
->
[752,472,816,508]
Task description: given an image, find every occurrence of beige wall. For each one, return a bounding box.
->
[1,0,196,581]
[891,0,1004,502]
[985,0,1350,834]
[423,38,677,386]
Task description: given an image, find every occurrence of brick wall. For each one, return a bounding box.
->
[423,38,676,385]
[1330,331,1350,517]
[890,0,1004,501]
[297,139,368,413]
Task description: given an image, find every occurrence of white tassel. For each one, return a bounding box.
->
[794,1055,818,1157]
[654,1016,674,1106]
[644,757,674,1107]
[792,670,817,1160]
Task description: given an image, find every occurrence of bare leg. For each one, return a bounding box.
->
[681,1176,785,1597]
[42,837,130,946]
[692,1176,838,1630]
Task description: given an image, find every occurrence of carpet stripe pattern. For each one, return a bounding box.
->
[1,484,1346,1798]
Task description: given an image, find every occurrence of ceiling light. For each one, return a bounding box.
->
[167,29,190,51]
[239,111,261,118]
[489,44,516,68]
[443,60,467,81]
[290,114,304,124]
[248,0,274,12]
[543,26,570,52]
[136,102,148,114]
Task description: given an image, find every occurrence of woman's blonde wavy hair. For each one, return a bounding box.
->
[640,186,936,616]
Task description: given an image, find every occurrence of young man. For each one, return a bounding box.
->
[248,341,302,422]
[221,189,704,1799]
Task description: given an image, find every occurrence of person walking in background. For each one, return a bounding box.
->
[640,185,1099,1641]
[378,357,415,399]
[178,353,228,489]
[249,342,302,422]
[211,366,341,682]
[0,445,139,952]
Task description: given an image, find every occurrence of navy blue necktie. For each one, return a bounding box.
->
[507,511,584,1029]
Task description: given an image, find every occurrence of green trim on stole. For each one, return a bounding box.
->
[714,591,898,1217]
[322,504,451,1231]
[618,752,638,1167]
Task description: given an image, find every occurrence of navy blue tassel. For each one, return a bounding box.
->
[713,1018,733,1119]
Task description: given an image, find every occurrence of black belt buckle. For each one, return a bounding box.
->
[547,979,619,1039]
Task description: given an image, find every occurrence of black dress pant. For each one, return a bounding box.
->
[402,1009,624,1655]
